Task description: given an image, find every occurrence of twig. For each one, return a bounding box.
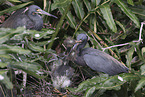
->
[0,85,5,97]
[102,22,145,51]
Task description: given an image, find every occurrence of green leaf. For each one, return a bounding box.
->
[85,87,96,97]
[89,14,97,31]
[141,47,145,57]
[0,27,25,44]
[126,47,135,67]
[51,0,72,10]
[32,40,55,46]
[131,7,145,19]
[25,38,45,52]
[9,62,46,79]
[31,30,55,40]
[95,73,139,90]
[0,70,8,75]
[100,3,117,33]
[68,73,139,94]
[72,0,85,19]
[0,74,13,89]
[83,0,91,11]
[0,54,11,59]
[9,0,21,2]
[120,73,139,81]
[59,8,77,28]
[113,0,140,27]
[95,76,122,90]
[140,64,145,75]
[0,2,33,15]
[127,0,134,6]
[69,74,109,92]
[135,78,145,92]
[0,62,8,68]
[91,0,101,7]
[115,20,126,33]
[11,62,42,71]
[0,45,31,54]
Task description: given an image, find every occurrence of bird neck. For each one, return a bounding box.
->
[28,13,42,22]
[77,40,87,52]
[26,12,43,30]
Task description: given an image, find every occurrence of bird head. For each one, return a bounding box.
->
[24,5,57,18]
[65,34,88,57]
[76,33,88,43]
[73,33,88,49]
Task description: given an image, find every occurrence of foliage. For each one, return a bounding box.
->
[0,0,145,96]
[0,27,56,96]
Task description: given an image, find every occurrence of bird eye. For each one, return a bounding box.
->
[32,12,36,15]
[36,9,40,12]
[80,39,83,41]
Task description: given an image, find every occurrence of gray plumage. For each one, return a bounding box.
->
[73,33,129,75]
[1,5,57,31]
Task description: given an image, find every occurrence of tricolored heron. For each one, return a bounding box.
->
[1,5,57,31]
[71,33,129,75]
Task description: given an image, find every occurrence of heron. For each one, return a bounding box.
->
[70,33,129,75]
[1,5,57,31]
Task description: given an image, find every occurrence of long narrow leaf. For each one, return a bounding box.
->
[0,27,25,43]
[115,20,126,33]
[9,62,46,79]
[100,3,117,33]
[59,8,77,29]
[51,0,72,9]
[135,78,145,92]
[0,73,13,89]
[85,87,96,97]
[113,0,140,27]
[72,0,85,19]
[0,62,8,68]
[83,0,91,11]
[0,45,30,54]
[140,64,145,75]
[127,0,134,6]
[0,2,33,15]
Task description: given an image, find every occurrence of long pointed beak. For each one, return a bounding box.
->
[66,40,82,56]
[72,43,79,50]
[38,9,57,18]
[65,43,78,57]
[72,40,82,49]
[75,40,82,43]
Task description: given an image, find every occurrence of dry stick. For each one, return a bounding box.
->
[102,22,144,51]
[0,85,5,97]
[15,54,27,92]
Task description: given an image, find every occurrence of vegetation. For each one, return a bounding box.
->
[0,0,145,96]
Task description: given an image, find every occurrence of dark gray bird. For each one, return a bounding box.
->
[71,33,129,75]
[1,5,57,31]
[50,56,74,90]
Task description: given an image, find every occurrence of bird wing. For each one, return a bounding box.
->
[83,48,128,75]
[1,8,34,29]
[1,9,25,28]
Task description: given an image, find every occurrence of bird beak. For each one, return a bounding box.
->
[72,43,79,49]
[72,40,82,49]
[36,9,57,18]
[75,40,82,43]
[66,40,82,56]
